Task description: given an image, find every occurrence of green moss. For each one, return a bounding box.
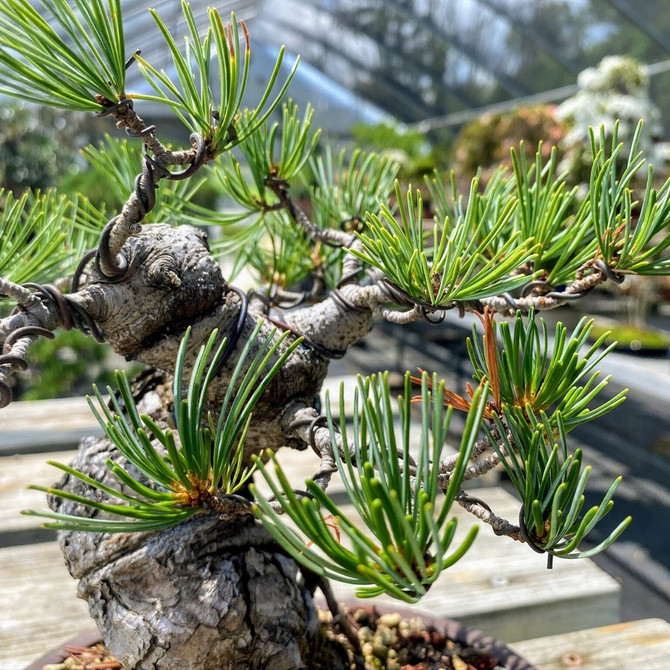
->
[591,322,670,351]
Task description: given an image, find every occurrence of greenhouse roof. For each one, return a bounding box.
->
[55,1,670,134]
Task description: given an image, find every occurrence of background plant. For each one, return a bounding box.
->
[556,55,667,185]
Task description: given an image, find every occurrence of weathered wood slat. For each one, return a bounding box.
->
[0,486,622,667]
[511,618,670,669]
[0,391,624,666]
[0,397,103,455]
[0,542,92,669]
[0,451,76,533]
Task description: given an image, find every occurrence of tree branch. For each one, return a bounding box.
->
[455,493,525,542]
[281,402,340,496]
[479,263,607,315]
[265,176,355,249]
[439,433,494,477]
[95,101,206,275]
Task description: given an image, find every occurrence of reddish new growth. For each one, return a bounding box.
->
[475,306,502,412]
[172,472,214,508]
[411,306,501,419]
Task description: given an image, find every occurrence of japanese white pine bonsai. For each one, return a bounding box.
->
[1,1,668,668]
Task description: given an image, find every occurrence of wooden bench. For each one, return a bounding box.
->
[511,618,670,669]
[0,541,92,669]
[0,396,103,455]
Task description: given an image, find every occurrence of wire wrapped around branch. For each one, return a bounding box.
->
[0,326,54,408]
[456,491,525,542]
[344,257,620,322]
[439,432,495,479]
[0,277,43,311]
[95,98,208,278]
[0,280,105,408]
[97,133,206,277]
[480,265,608,315]
[279,403,340,508]
[265,176,355,248]
[366,276,453,325]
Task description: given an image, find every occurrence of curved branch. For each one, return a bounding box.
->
[0,277,43,311]
[96,101,207,275]
[280,400,418,505]
[265,176,355,248]
[0,281,85,407]
[0,327,54,408]
[281,402,340,498]
[480,265,607,315]
[439,433,494,478]
[379,304,424,324]
[456,493,525,542]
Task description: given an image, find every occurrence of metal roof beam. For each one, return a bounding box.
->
[604,0,670,56]
[383,0,530,98]
[312,0,479,109]
[412,56,670,132]
[474,0,581,75]
[269,18,434,121]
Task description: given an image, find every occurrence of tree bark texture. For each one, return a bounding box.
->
[49,387,347,669]
[68,223,373,464]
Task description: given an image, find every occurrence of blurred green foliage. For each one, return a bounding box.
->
[18,330,124,401]
[0,102,86,193]
[590,321,670,352]
[351,121,441,180]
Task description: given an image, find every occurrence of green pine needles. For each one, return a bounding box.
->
[352,180,535,306]
[467,309,627,432]
[23,323,302,532]
[0,0,128,111]
[251,373,488,603]
[0,189,96,284]
[351,119,670,306]
[465,309,631,559]
[591,121,670,275]
[133,2,296,156]
[197,121,401,289]
[0,0,295,152]
[489,414,630,560]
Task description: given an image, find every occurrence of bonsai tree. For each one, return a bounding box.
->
[1,2,669,668]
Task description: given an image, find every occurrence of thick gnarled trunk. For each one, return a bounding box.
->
[51,429,346,669]
[30,223,376,667]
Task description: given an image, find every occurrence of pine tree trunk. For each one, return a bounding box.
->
[39,224,370,668]
[49,388,347,670]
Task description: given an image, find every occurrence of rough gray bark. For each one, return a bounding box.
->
[50,386,348,670]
